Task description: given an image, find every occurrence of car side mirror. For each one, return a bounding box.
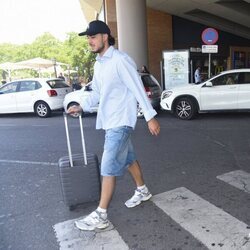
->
[205,82,213,87]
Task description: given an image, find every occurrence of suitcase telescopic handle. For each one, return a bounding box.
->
[79,114,88,165]
[63,112,88,167]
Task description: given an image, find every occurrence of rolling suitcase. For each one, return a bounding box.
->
[58,113,101,210]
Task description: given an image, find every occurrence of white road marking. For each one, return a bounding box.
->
[0,124,17,126]
[217,170,250,194]
[0,159,57,166]
[53,217,129,250]
[0,124,48,127]
[152,187,250,250]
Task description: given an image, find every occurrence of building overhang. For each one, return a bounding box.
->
[78,0,103,22]
[78,0,250,40]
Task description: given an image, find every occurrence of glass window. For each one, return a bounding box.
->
[141,75,159,88]
[36,82,42,89]
[233,51,246,69]
[47,79,69,89]
[238,72,250,84]
[0,82,19,94]
[211,75,227,86]
[211,73,238,86]
[19,81,37,92]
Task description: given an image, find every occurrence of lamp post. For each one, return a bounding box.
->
[51,58,57,78]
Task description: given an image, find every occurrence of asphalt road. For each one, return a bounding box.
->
[0,110,250,250]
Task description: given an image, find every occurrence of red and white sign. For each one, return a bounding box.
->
[201,28,219,45]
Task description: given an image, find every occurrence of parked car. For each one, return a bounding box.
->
[64,73,162,118]
[63,82,98,116]
[160,69,250,120]
[0,78,71,118]
[137,73,162,117]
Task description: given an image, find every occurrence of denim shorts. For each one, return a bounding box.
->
[101,126,136,176]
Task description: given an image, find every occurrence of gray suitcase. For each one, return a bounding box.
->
[58,113,101,210]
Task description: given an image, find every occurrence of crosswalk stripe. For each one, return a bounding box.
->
[53,217,129,250]
[152,187,250,250]
[0,159,57,166]
[217,170,250,194]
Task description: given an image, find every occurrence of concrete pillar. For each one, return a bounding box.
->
[116,0,148,69]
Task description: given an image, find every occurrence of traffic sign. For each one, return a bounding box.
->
[202,28,219,45]
[202,45,218,53]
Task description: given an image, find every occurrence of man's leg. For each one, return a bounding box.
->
[75,126,132,230]
[125,160,152,208]
[99,176,116,209]
[74,176,115,231]
[127,160,145,186]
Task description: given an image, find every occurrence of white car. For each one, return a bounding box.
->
[64,73,162,118]
[63,83,98,115]
[160,69,250,120]
[0,78,71,118]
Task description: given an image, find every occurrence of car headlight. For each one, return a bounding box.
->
[162,91,173,99]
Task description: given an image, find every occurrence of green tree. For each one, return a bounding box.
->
[0,32,95,81]
[0,43,21,62]
[64,32,96,81]
[29,33,63,60]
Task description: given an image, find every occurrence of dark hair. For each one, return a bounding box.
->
[108,35,115,46]
[141,65,150,73]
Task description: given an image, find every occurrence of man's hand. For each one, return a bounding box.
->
[148,118,160,136]
[67,105,82,117]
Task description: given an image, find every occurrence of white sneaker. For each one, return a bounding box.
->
[75,210,109,231]
[125,188,152,208]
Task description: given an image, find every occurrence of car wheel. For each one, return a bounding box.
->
[174,97,197,120]
[137,104,144,118]
[67,102,83,117]
[35,101,51,118]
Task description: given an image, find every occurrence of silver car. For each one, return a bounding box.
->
[137,73,162,117]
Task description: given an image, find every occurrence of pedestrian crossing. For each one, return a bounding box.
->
[152,187,249,250]
[217,170,250,194]
[53,170,250,250]
[54,220,129,250]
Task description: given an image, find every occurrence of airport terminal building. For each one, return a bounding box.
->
[79,0,250,85]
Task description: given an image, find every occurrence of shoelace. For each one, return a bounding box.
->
[136,188,148,195]
[88,211,107,222]
[131,190,145,201]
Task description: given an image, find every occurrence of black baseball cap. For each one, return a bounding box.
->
[79,20,111,36]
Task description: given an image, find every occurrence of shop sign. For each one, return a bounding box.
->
[202,45,218,53]
[190,47,202,53]
[162,50,189,89]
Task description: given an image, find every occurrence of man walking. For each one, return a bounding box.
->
[67,20,160,231]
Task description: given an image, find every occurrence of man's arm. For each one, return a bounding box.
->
[117,56,157,122]
[117,56,160,136]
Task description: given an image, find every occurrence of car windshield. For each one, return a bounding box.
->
[47,79,69,89]
[141,75,158,87]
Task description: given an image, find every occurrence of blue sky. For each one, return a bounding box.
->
[0,0,87,44]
